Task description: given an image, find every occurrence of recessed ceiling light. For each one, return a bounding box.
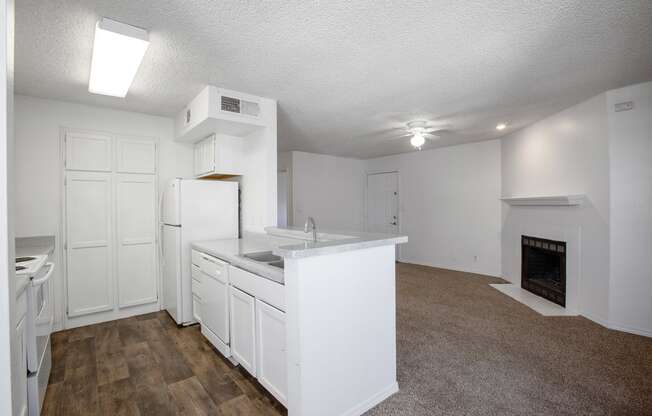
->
[496,123,508,131]
[89,18,150,97]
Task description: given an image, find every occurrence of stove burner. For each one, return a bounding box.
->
[16,266,26,271]
[16,256,36,263]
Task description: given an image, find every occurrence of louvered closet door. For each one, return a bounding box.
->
[65,171,113,316]
[116,174,158,307]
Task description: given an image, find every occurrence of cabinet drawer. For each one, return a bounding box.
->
[229,266,284,312]
[191,250,203,267]
[192,276,202,298]
[191,264,202,280]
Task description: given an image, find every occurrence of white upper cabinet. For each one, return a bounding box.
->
[193,134,243,178]
[193,135,215,177]
[65,132,112,172]
[116,137,157,174]
[116,174,157,308]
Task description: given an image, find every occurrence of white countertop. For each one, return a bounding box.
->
[266,227,408,259]
[192,227,407,283]
[191,232,299,284]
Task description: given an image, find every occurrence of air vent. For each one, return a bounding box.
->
[221,96,240,113]
[221,95,260,117]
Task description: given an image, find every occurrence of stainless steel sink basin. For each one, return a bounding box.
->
[243,251,282,262]
[267,260,284,269]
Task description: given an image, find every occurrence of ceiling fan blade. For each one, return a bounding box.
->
[389,134,413,141]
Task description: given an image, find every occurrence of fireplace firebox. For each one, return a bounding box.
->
[521,236,566,306]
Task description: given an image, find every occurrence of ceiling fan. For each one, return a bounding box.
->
[397,120,444,149]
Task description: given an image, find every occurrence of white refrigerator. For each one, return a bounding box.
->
[161,178,238,325]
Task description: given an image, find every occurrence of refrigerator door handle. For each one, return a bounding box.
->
[158,190,165,269]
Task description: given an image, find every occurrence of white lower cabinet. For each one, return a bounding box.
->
[194,254,287,405]
[229,286,257,376]
[256,299,287,406]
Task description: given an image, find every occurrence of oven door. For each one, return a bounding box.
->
[27,263,55,374]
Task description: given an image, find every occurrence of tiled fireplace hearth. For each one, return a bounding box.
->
[521,236,566,306]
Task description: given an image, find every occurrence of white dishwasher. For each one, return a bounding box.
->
[193,251,231,357]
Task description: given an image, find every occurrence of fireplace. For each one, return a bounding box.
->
[521,236,566,306]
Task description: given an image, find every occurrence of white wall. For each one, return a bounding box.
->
[501,93,611,323]
[237,97,278,233]
[0,0,15,413]
[291,151,366,231]
[13,94,193,330]
[607,82,652,336]
[367,140,502,277]
[278,151,293,226]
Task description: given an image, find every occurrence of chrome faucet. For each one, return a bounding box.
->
[304,216,317,243]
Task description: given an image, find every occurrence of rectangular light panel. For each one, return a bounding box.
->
[89,18,149,97]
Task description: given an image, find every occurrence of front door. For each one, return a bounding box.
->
[366,172,400,254]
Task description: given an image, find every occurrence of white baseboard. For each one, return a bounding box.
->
[340,382,399,416]
[399,258,502,278]
[606,321,652,338]
[63,302,159,329]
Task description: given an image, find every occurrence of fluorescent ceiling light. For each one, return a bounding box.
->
[89,18,149,97]
[496,123,507,130]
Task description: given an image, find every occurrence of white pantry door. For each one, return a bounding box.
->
[65,171,113,316]
[63,130,158,326]
[116,174,157,308]
[366,172,399,234]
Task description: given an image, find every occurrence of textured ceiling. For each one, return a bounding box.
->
[15,0,652,158]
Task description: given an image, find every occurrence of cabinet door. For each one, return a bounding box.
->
[116,137,156,174]
[256,299,287,406]
[13,316,28,416]
[66,171,113,316]
[116,174,157,308]
[194,136,215,177]
[230,286,256,375]
[65,131,112,172]
[193,142,202,177]
[201,270,229,344]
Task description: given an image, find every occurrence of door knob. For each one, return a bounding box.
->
[390,222,397,225]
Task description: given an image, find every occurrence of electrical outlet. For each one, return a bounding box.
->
[473,255,479,262]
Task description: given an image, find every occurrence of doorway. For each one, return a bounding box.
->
[366,171,399,257]
[277,170,289,227]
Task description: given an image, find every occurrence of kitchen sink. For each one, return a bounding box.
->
[243,251,282,262]
[267,260,284,269]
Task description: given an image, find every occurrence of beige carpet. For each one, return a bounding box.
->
[367,263,652,416]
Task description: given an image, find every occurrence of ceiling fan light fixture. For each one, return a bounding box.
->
[410,132,425,148]
[496,123,508,131]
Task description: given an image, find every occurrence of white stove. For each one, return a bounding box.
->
[15,255,47,277]
[16,254,53,416]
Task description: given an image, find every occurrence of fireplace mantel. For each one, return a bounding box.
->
[500,195,585,206]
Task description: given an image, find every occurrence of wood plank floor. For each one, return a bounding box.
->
[42,311,287,416]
